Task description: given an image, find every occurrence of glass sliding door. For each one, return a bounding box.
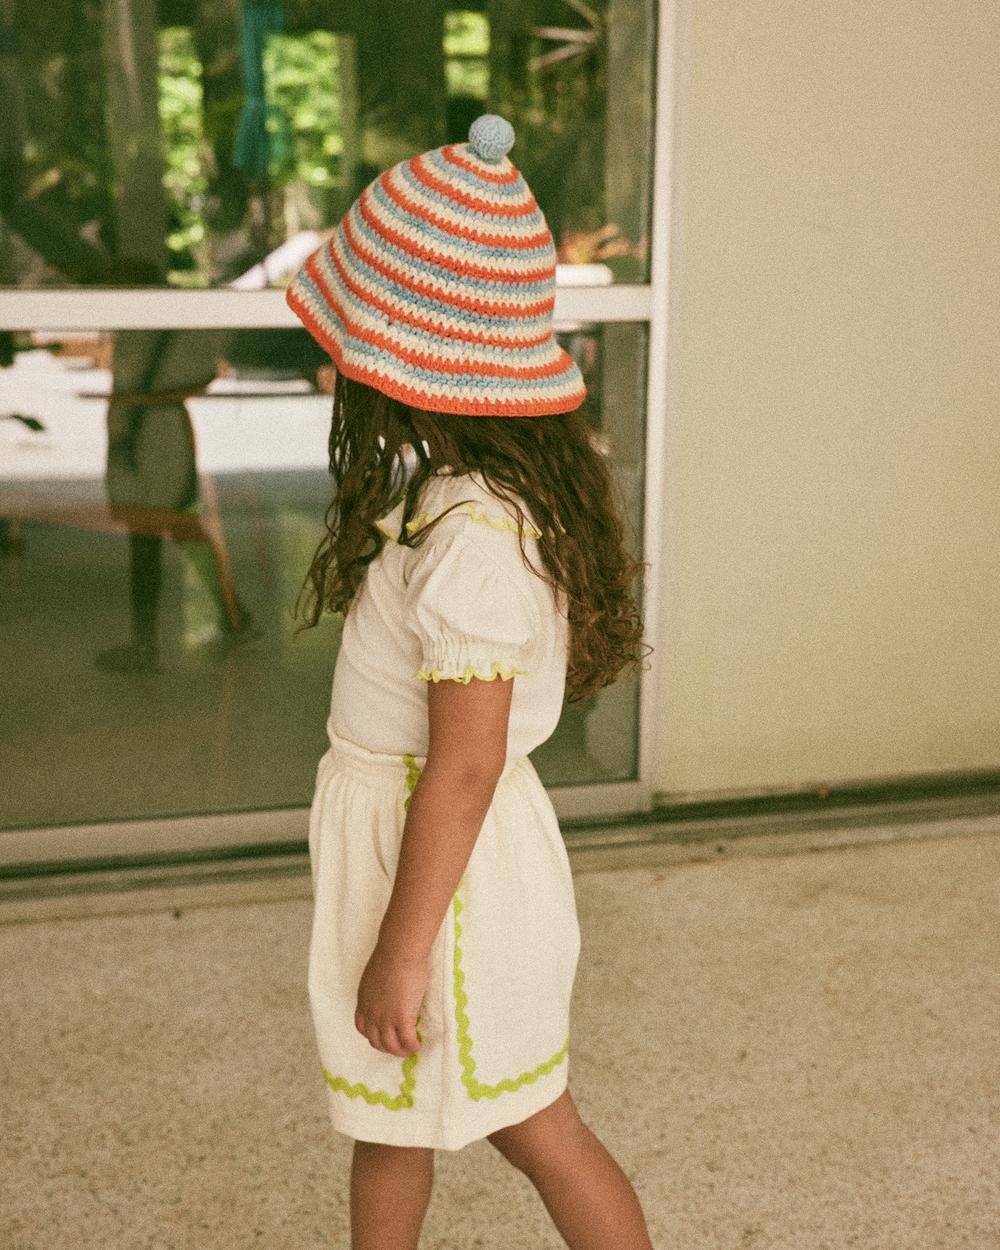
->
[0,0,663,856]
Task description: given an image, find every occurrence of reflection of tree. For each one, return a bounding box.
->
[0,0,652,288]
[0,0,117,282]
[491,0,652,283]
[103,0,170,276]
[0,0,171,284]
[490,1,605,254]
[0,0,251,285]
[193,0,251,251]
[528,0,598,72]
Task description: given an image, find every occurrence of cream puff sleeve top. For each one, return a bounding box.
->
[326,469,570,761]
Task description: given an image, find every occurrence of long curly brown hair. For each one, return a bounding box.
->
[294,370,652,702]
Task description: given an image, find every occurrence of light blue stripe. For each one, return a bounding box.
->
[296,271,578,396]
[397,160,546,232]
[370,178,551,263]
[350,202,554,299]
[425,145,527,200]
[309,251,552,357]
[329,224,554,338]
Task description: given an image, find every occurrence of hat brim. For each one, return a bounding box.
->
[287,250,588,419]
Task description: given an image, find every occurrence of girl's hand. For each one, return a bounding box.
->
[355,943,428,1058]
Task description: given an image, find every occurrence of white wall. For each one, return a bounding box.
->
[654,0,1000,800]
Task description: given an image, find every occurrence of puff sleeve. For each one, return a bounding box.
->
[405,530,540,683]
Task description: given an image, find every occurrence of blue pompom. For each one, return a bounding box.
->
[468,114,515,164]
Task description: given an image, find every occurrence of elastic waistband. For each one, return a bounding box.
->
[325,730,525,783]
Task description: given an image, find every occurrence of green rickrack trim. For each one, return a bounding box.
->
[402,752,422,809]
[321,1021,423,1111]
[415,661,528,684]
[397,750,570,1105]
[377,502,548,542]
[452,885,569,1101]
[319,760,428,1110]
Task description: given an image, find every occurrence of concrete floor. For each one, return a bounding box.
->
[2,828,998,1250]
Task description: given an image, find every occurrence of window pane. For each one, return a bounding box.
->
[0,321,647,832]
[0,0,654,291]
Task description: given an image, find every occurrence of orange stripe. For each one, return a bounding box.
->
[357,191,554,287]
[296,263,573,382]
[410,152,539,218]
[440,143,521,185]
[381,169,549,247]
[341,212,555,323]
[288,287,582,417]
[381,170,550,250]
[321,233,553,346]
[311,247,550,351]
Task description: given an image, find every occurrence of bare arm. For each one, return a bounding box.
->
[354,674,514,1058]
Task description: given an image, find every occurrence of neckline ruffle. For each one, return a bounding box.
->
[375,471,545,542]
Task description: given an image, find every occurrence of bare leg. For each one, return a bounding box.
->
[349,1139,434,1250]
[487,1089,654,1250]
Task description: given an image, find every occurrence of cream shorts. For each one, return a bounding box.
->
[306,730,581,1150]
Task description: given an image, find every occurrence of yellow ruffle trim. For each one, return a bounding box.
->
[377,502,546,542]
[415,661,528,684]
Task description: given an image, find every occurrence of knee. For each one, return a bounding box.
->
[486,1089,582,1178]
[487,1126,539,1178]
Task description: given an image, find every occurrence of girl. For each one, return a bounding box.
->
[289,114,654,1250]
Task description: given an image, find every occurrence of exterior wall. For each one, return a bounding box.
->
[654,0,1000,799]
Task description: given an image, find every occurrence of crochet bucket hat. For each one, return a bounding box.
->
[286,113,586,418]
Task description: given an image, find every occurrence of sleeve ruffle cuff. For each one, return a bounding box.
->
[415,657,529,684]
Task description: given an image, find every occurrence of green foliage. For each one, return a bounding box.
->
[157,27,208,276]
[444,9,489,98]
[263,32,342,188]
[156,26,344,278]
[444,9,489,57]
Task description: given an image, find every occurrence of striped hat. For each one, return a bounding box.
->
[285,113,586,418]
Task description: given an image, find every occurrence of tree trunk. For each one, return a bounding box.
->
[101,0,169,277]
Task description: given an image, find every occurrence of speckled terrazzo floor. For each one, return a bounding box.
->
[2,830,998,1250]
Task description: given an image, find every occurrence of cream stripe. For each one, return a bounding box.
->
[362,194,553,279]
[336,218,553,318]
[297,272,575,385]
[336,342,581,405]
[383,164,547,243]
[319,242,562,355]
